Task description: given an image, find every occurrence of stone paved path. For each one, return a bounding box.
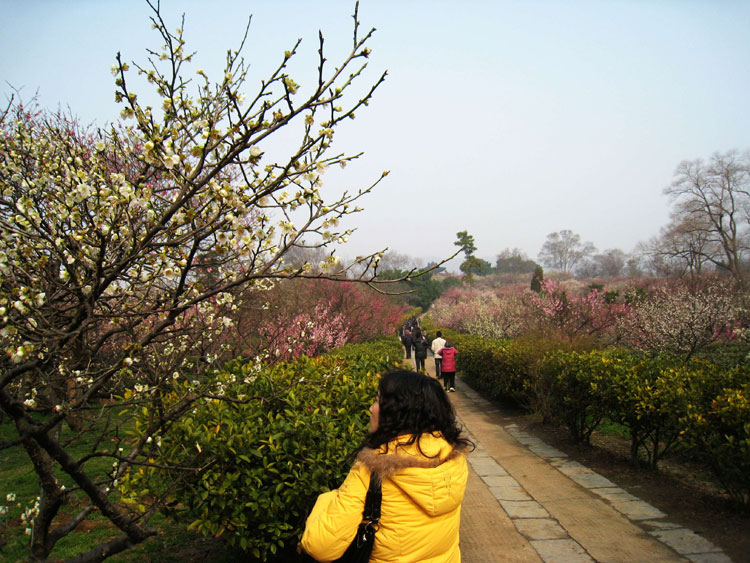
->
[407,355,732,563]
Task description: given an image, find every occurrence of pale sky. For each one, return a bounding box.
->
[2,1,749,271]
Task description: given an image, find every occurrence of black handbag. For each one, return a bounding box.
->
[334,472,381,563]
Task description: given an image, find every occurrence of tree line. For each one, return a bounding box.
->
[532,150,749,282]
[416,150,750,284]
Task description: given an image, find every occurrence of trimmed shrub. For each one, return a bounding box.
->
[601,357,705,468]
[536,350,627,444]
[119,338,402,561]
[682,382,750,507]
[456,336,530,405]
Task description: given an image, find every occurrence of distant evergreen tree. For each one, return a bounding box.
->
[495,248,539,274]
[377,269,445,309]
[530,265,544,293]
[460,256,493,276]
[454,230,491,276]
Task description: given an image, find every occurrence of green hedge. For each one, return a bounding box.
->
[455,334,750,504]
[681,382,750,506]
[120,338,403,561]
[535,350,627,444]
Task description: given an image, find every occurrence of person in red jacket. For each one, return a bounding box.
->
[437,341,458,392]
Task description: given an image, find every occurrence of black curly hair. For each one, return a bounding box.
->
[361,369,473,457]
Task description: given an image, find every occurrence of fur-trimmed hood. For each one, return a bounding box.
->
[354,433,468,517]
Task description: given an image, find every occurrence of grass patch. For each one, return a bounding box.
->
[0,414,238,561]
[594,418,630,440]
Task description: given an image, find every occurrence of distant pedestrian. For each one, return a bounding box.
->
[401,328,413,359]
[412,329,429,373]
[431,331,446,380]
[437,341,458,392]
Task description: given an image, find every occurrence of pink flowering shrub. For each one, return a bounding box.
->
[530,279,629,342]
[429,281,628,345]
[236,279,406,362]
[257,302,350,361]
[428,287,530,339]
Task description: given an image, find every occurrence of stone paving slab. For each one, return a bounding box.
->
[529,539,595,562]
[514,518,569,540]
[489,485,533,501]
[568,472,619,490]
[651,528,725,556]
[686,554,734,563]
[592,487,642,503]
[471,458,509,477]
[642,520,684,531]
[528,444,569,459]
[481,474,523,488]
[500,500,552,519]
[611,499,667,520]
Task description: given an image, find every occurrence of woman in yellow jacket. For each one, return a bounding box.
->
[301,370,473,562]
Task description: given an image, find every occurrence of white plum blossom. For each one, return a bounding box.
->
[163,154,180,169]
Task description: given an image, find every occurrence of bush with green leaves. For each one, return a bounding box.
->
[456,333,589,410]
[681,382,750,506]
[603,357,701,468]
[454,327,750,504]
[694,340,750,370]
[456,337,529,404]
[535,350,628,444]
[118,339,402,561]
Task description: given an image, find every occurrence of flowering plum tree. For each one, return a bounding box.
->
[0,2,408,560]
[235,279,406,362]
[428,286,530,339]
[615,278,740,359]
[530,279,628,341]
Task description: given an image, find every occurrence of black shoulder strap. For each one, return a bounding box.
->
[362,472,381,523]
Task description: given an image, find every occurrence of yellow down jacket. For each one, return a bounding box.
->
[301,433,468,562]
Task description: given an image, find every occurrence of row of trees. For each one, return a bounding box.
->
[509,151,750,282]
[435,152,748,282]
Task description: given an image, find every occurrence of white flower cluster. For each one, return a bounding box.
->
[23,388,38,408]
[319,255,341,273]
[145,435,162,448]
[0,493,16,517]
[20,496,40,536]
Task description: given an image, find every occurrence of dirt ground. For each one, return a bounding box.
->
[491,404,750,563]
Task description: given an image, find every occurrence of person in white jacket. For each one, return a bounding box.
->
[430,331,446,380]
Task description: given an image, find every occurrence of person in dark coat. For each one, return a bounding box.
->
[412,329,429,373]
[401,328,413,359]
